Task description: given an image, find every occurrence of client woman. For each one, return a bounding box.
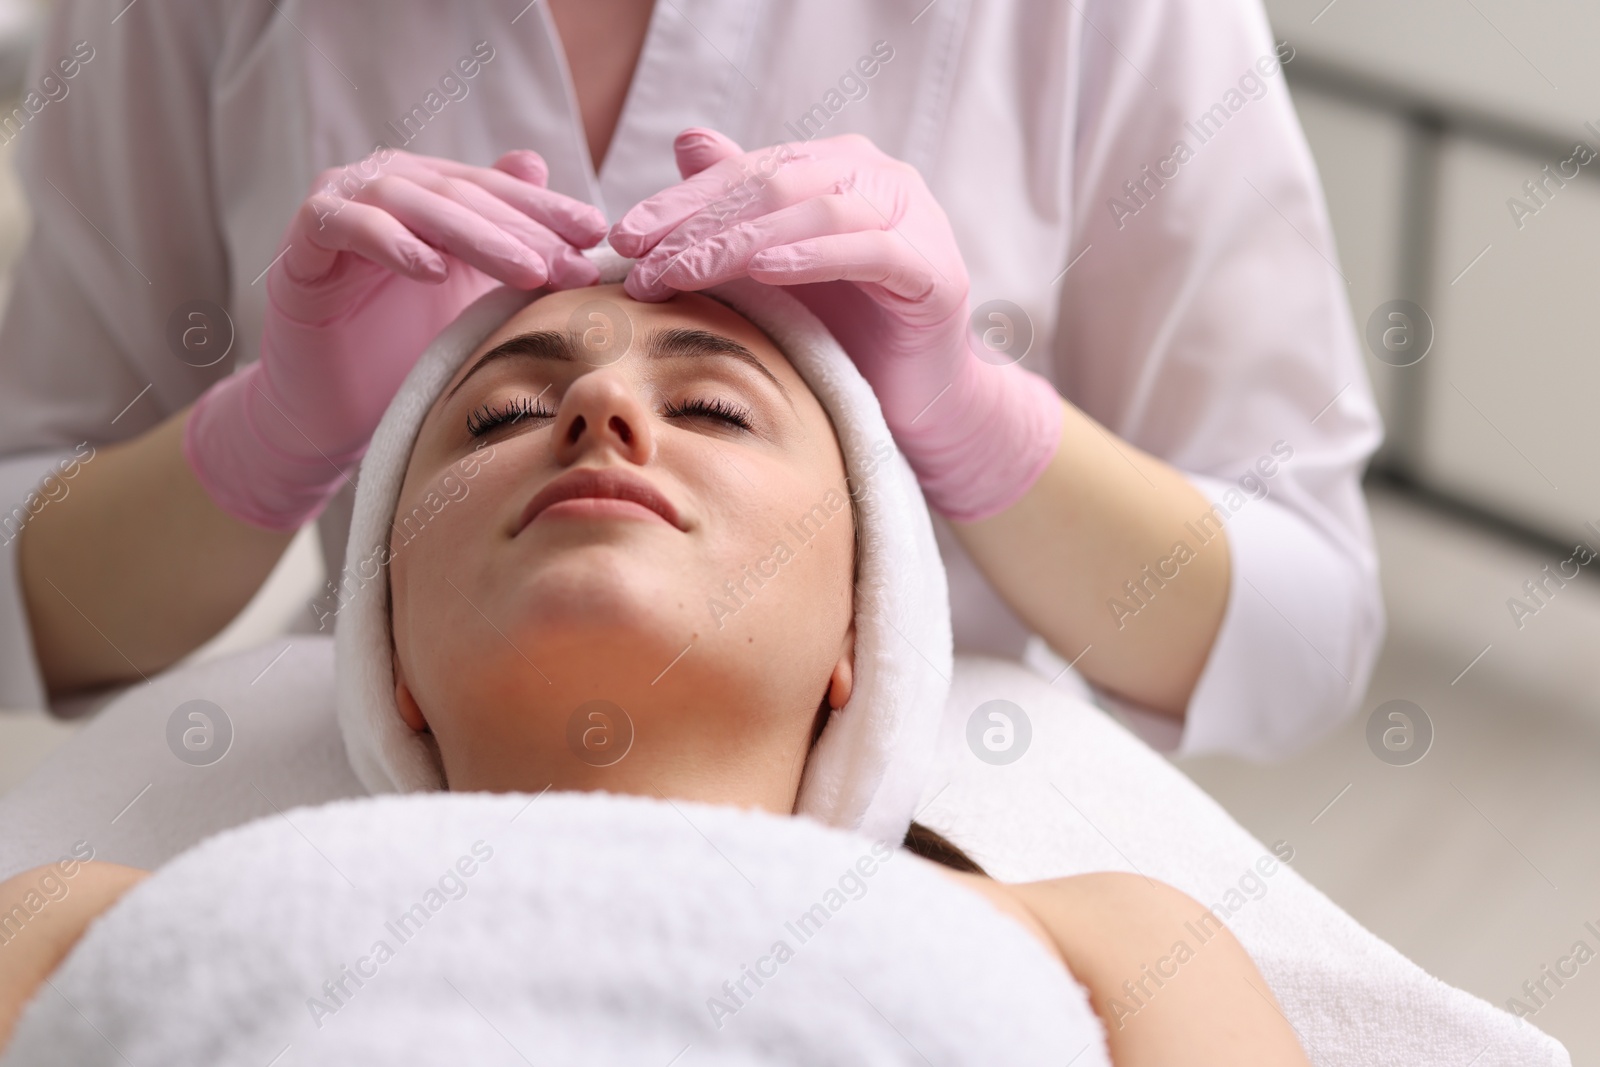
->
[0,281,1310,1067]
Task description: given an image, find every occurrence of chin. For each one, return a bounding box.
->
[498,550,708,663]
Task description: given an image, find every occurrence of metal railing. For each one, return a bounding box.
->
[1285,48,1599,560]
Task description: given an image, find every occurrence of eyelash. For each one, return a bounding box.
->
[464,395,754,437]
[465,396,553,436]
[661,395,754,430]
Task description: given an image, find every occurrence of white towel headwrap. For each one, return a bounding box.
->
[335,247,953,844]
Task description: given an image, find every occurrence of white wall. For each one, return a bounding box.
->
[1265,0,1590,139]
[1267,0,1600,541]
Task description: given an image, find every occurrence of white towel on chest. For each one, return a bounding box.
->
[0,791,1109,1067]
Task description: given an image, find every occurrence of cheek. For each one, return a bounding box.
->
[390,467,503,593]
[389,474,512,711]
[703,472,854,653]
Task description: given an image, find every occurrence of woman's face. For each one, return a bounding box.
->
[390,284,856,811]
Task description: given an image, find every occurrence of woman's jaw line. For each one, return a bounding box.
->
[392,585,842,813]
[418,674,822,818]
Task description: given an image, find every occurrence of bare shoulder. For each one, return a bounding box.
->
[913,865,1210,970]
[0,859,149,1051]
[1007,870,1200,923]
[907,855,1070,967]
[910,864,1312,1065]
[1000,870,1234,966]
[916,864,1240,981]
[917,864,1187,933]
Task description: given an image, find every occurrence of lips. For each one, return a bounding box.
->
[516,467,685,533]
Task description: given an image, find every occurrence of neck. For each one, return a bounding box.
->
[434,672,818,816]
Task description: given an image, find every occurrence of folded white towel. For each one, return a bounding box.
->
[335,247,952,846]
[0,790,1109,1066]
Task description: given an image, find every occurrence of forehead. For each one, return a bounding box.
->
[442,283,799,395]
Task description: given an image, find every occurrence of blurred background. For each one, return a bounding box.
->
[0,0,1596,1059]
[1181,1,1600,1060]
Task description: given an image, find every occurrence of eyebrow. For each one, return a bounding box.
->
[444,326,793,405]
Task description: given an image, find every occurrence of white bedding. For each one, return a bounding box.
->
[0,638,1571,1065]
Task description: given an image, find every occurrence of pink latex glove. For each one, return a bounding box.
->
[608,129,1062,523]
[184,148,607,530]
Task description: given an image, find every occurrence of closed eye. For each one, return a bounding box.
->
[466,393,755,438]
[466,395,556,437]
[661,395,754,430]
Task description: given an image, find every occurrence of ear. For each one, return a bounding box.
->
[674,127,744,178]
[827,619,856,710]
[393,653,429,734]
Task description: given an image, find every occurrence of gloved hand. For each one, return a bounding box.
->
[608,129,1062,523]
[184,148,607,531]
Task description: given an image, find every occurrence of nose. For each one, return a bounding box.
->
[551,370,656,467]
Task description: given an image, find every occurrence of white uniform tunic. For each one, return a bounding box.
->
[0,0,1384,760]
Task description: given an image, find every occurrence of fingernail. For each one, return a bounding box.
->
[608,228,644,257]
[574,210,608,246]
[623,268,669,303]
[409,244,449,280]
[552,253,599,289]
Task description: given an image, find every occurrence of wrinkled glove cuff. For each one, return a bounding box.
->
[892,357,1063,523]
[182,364,365,532]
